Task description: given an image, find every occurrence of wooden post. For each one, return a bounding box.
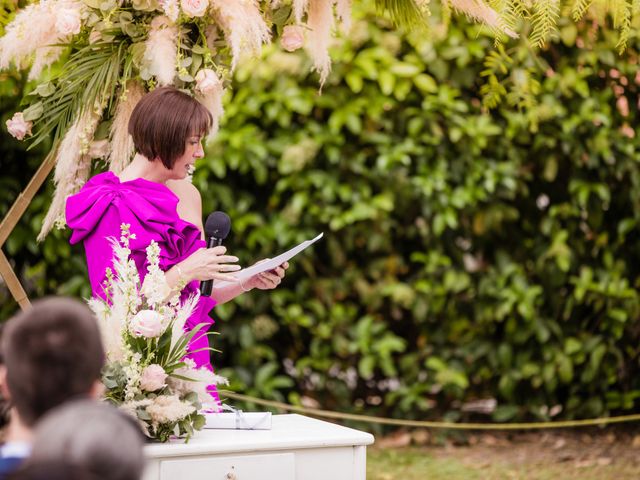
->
[0,152,55,247]
[0,250,30,310]
[0,152,56,311]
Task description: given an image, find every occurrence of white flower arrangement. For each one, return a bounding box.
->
[88,223,227,442]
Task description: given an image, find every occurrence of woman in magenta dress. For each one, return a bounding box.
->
[65,87,287,407]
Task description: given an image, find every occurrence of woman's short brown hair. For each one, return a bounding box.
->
[128,87,212,169]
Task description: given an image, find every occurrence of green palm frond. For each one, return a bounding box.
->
[374,0,429,29]
[530,0,560,48]
[27,40,127,150]
[571,0,594,21]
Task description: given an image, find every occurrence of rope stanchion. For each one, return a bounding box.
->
[221,391,640,430]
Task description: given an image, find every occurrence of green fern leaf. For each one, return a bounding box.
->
[375,0,429,29]
[530,0,560,48]
[571,0,593,21]
[613,0,632,53]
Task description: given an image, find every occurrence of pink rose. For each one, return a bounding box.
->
[6,112,32,140]
[55,8,82,36]
[181,0,208,17]
[195,69,221,95]
[140,364,168,391]
[130,310,164,338]
[281,25,305,52]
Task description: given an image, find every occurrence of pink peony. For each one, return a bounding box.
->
[195,68,221,95]
[55,8,82,36]
[140,364,168,391]
[130,310,164,338]
[6,112,32,140]
[281,25,305,52]
[181,0,208,17]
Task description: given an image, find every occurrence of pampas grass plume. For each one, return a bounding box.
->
[306,0,335,88]
[144,16,178,86]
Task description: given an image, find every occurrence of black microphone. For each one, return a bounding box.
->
[199,211,231,297]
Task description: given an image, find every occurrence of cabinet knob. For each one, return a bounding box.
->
[226,467,237,480]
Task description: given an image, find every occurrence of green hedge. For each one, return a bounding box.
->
[2,13,640,423]
[204,15,640,422]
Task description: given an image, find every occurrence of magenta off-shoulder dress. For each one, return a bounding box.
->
[66,171,220,404]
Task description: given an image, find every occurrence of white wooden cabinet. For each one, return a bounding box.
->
[143,414,375,480]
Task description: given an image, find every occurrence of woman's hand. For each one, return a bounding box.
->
[242,261,289,291]
[180,246,240,283]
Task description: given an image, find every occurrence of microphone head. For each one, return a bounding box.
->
[204,211,231,240]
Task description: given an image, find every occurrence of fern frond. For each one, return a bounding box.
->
[612,0,632,53]
[480,45,513,76]
[442,0,453,27]
[375,0,429,29]
[506,68,539,110]
[480,75,507,109]
[571,0,593,21]
[501,0,528,40]
[530,0,560,48]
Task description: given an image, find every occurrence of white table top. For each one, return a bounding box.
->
[145,414,375,458]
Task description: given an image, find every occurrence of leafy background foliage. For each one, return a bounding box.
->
[2,8,640,425]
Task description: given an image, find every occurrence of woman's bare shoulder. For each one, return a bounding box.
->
[166,179,202,203]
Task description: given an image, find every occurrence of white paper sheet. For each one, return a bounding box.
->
[215,233,323,288]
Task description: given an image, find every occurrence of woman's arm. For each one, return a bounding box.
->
[167,179,288,303]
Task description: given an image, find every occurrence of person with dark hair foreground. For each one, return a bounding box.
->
[14,400,145,480]
[0,298,105,479]
[65,87,288,407]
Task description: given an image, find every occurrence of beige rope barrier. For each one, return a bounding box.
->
[222,391,640,430]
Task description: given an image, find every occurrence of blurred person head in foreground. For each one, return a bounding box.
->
[0,297,105,476]
[20,400,145,480]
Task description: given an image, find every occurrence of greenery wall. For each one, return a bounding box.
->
[2,11,640,424]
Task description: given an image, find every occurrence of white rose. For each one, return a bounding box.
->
[281,25,305,52]
[180,0,208,17]
[140,364,168,391]
[194,69,221,95]
[6,112,32,140]
[130,310,164,338]
[88,139,110,159]
[55,8,82,36]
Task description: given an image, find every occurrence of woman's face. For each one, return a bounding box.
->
[171,135,204,179]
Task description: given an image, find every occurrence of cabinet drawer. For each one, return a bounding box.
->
[159,452,295,480]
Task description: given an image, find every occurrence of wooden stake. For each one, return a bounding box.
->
[0,151,56,309]
[0,152,55,248]
[0,249,31,311]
